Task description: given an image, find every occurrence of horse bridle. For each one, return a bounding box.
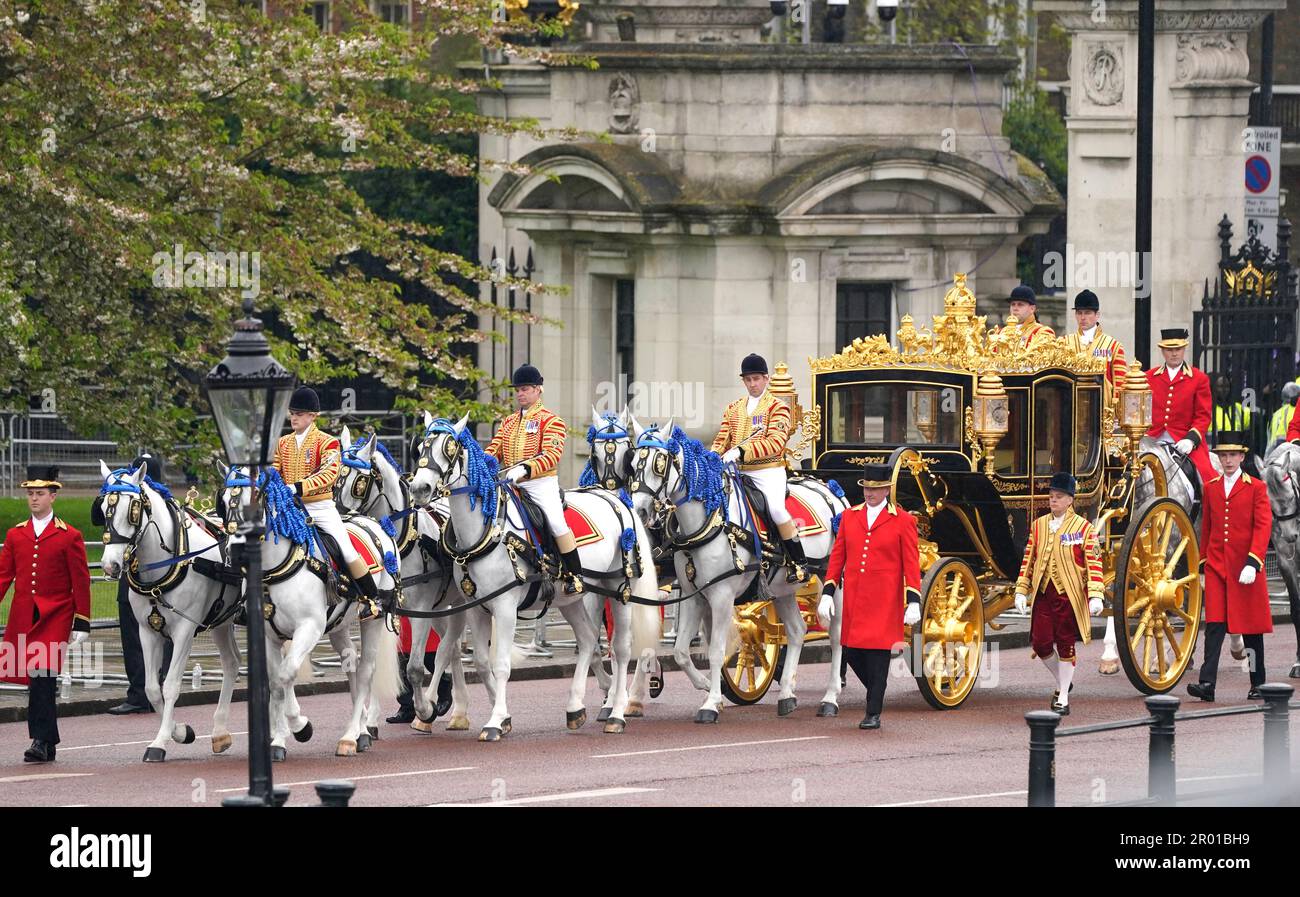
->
[221,467,255,533]
[416,423,468,495]
[589,417,631,491]
[629,432,683,527]
[100,469,153,552]
[1269,455,1300,521]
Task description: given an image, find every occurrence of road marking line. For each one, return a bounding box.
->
[60,731,249,752]
[0,773,95,784]
[213,765,476,794]
[873,790,1028,807]
[1177,773,1257,783]
[591,735,830,759]
[432,786,659,807]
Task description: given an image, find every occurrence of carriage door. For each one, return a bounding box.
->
[1030,378,1074,515]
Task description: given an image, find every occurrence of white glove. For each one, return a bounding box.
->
[1238,565,1257,585]
[1174,438,1194,455]
[1014,593,1028,614]
[505,465,527,483]
[1089,597,1104,616]
[722,447,741,464]
[817,590,835,626]
[903,602,921,626]
[69,630,89,647]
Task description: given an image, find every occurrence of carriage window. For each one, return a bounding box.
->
[994,389,1028,476]
[828,383,960,446]
[1033,380,1073,476]
[1075,388,1101,474]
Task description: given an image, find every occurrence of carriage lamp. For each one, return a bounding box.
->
[203,298,297,809]
[1119,359,1153,459]
[912,390,937,444]
[971,374,1009,475]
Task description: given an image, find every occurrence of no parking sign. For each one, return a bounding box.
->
[1244,127,1280,251]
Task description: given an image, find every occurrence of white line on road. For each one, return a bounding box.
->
[873,790,1028,807]
[59,731,249,752]
[432,786,660,807]
[591,735,830,759]
[0,773,95,785]
[213,765,477,794]
[1177,773,1258,783]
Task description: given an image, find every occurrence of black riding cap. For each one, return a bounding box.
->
[740,354,768,376]
[512,364,544,387]
[289,386,321,413]
[1008,284,1037,306]
[132,453,165,483]
[1047,471,1076,496]
[1073,289,1100,311]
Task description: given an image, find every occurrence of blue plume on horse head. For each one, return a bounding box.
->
[578,462,598,488]
[257,468,317,553]
[663,426,727,518]
[426,417,498,521]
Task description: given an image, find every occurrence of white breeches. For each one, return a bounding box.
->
[744,467,792,525]
[518,477,571,537]
[304,499,361,563]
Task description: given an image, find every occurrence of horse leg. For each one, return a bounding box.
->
[601,599,633,732]
[469,609,496,707]
[339,616,388,754]
[479,602,516,741]
[818,587,844,715]
[265,632,291,760]
[209,622,240,754]
[696,588,735,723]
[772,590,807,716]
[441,617,472,731]
[672,596,711,692]
[1098,616,1120,674]
[281,622,323,747]
[557,599,598,731]
[139,626,174,762]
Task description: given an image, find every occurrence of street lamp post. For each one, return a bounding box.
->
[202,298,296,807]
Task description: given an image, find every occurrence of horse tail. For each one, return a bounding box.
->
[369,618,401,710]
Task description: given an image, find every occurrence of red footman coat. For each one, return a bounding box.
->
[824,502,922,650]
[1146,364,1215,484]
[0,518,92,684]
[1200,472,1273,634]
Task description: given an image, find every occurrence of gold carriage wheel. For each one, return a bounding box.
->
[1135,451,1169,499]
[913,557,984,710]
[1113,497,1202,694]
[720,600,785,706]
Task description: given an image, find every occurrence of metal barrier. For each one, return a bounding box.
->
[1026,684,1296,807]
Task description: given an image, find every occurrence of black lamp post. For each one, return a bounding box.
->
[203,298,296,807]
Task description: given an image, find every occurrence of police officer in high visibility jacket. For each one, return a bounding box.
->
[1189,432,1273,702]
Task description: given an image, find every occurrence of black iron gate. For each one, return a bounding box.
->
[1192,215,1298,453]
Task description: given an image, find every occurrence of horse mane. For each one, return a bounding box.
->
[667,426,727,519]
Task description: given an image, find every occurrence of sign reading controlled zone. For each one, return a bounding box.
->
[1244,127,1281,252]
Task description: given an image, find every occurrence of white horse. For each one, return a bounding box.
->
[627,423,849,721]
[97,461,243,763]
[1260,442,1300,678]
[1098,437,1227,674]
[408,415,660,739]
[218,466,398,758]
[334,424,473,731]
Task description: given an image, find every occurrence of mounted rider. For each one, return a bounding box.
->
[1064,289,1127,406]
[273,386,381,621]
[1145,328,1216,485]
[487,364,584,594]
[711,353,807,583]
[1002,284,1056,351]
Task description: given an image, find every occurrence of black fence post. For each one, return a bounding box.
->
[315,780,356,807]
[1260,683,1294,785]
[1145,694,1180,806]
[271,786,291,808]
[1026,710,1061,807]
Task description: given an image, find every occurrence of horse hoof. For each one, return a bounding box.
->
[500,717,512,735]
[1098,659,1120,676]
[142,747,166,763]
[367,726,379,740]
[211,733,233,754]
[292,721,313,743]
[777,697,797,717]
[817,702,839,718]
[176,724,196,745]
[626,701,644,718]
[597,706,612,722]
[336,740,357,756]
[446,715,470,731]
[356,733,372,753]
[1289,662,1300,679]
[271,746,287,763]
[411,719,433,734]
[695,709,719,724]
[603,718,626,734]
[1230,649,1246,662]
[566,709,587,730]
[478,727,502,742]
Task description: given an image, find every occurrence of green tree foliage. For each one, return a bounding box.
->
[1003,85,1068,198]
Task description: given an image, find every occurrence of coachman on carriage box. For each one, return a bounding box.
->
[0,466,92,763]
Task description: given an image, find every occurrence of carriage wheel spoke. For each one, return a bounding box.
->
[1155,625,1168,678]
[1170,604,1195,624]
[1157,515,1174,559]
[1163,537,1189,577]
[1165,625,1184,662]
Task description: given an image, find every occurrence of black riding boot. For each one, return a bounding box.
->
[435,671,454,718]
[353,571,381,621]
[560,549,585,594]
[782,538,809,583]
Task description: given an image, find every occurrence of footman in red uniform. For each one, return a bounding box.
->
[818,464,921,730]
[0,466,92,762]
[1146,328,1216,485]
[1189,431,1272,702]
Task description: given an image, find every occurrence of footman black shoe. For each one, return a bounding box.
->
[859,714,881,730]
[386,708,415,724]
[1246,686,1263,700]
[1187,682,1216,702]
[107,702,153,715]
[23,740,55,763]
[1050,701,1070,716]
